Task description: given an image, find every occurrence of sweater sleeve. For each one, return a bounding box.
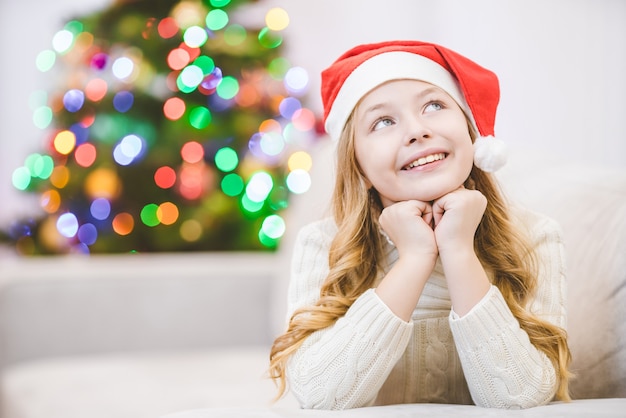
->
[284,221,413,410]
[449,211,566,409]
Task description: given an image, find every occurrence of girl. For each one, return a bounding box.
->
[269,40,572,410]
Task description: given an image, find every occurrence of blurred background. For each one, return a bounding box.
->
[0,0,624,256]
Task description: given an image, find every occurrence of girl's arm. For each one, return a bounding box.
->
[446,210,566,408]
[284,221,414,410]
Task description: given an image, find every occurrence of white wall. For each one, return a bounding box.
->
[1,0,624,228]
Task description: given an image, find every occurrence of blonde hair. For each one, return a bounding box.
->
[269,112,572,402]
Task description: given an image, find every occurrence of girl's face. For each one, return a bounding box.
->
[353,79,474,207]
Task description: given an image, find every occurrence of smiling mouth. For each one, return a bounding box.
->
[402,153,447,170]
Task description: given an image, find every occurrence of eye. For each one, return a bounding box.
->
[372,117,394,131]
[424,101,444,113]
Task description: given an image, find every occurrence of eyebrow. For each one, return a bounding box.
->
[359,86,442,117]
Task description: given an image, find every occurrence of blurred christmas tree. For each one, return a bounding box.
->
[7,0,320,255]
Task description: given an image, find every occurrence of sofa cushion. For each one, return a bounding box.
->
[496,146,626,398]
[0,347,298,418]
[162,398,626,418]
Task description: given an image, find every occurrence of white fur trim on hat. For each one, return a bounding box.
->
[324,51,478,140]
[473,135,508,172]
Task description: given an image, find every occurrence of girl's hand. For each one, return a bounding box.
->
[432,188,487,256]
[379,200,438,260]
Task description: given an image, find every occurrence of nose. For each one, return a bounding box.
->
[405,117,432,145]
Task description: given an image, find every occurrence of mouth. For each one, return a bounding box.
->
[401,152,447,170]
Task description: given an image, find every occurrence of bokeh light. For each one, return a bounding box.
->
[286,169,311,194]
[77,223,98,245]
[140,203,160,227]
[224,25,246,45]
[52,29,74,53]
[181,141,204,163]
[258,27,282,49]
[63,89,85,112]
[113,134,145,166]
[12,167,31,190]
[180,219,202,242]
[41,189,61,213]
[288,151,313,171]
[183,25,208,48]
[265,8,289,31]
[112,57,134,80]
[11,0,320,254]
[167,48,191,70]
[113,91,134,112]
[84,167,121,199]
[56,213,79,237]
[188,106,211,129]
[158,17,179,38]
[206,9,229,31]
[154,166,177,189]
[221,173,244,196]
[54,130,77,155]
[214,147,238,172]
[245,171,273,202]
[50,166,70,188]
[163,96,186,120]
[90,198,111,220]
[33,106,53,129]
[36,50,56,72]
[75,143,97,167]
[112,212,134,235]
[216,76,239,100]
[284,66,309,94]
[157,202,179,225]
[85,78,108,101]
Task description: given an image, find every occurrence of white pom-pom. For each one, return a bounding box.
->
[473,135,508,172]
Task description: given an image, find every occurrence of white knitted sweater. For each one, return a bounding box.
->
[285,207,566,410]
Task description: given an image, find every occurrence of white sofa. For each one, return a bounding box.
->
[0,141,625,417]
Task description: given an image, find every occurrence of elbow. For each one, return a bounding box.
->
[473,366,558,409]
[287,366,372,410]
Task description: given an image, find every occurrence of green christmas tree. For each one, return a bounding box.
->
[8,0,319,255]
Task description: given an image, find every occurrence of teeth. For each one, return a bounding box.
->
[406,153,445,169]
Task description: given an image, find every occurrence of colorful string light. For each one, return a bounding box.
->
[9,2,320,255]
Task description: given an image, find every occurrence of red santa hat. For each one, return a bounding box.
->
[321,40,507,172]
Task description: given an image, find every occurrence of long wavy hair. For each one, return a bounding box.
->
[269,111,572,402]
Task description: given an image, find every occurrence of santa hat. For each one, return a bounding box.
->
[321,40,507,172]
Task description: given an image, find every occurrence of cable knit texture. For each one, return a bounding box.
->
[284,207,565,410]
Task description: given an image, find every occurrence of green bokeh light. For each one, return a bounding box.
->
[26,154,54,179]
[64,20,84,35]
[209,0,231,7]
[189,106,212,129]
[215,147,238,172]
[224,24,246,46]
[12,167,31,190]
[267,57,290,80]
[258,229,279,248]
[206,9,229,31]
[140,203,160,227]
[241,193,264,213]
[33,106,53,129]
[36,50,56,72]
[194,55,215,75]
[221,173,244,196]
[216,76,239,100]
[261,214,285,239]
[258,27,282,49]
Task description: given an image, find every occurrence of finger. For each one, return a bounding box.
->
[420,203,434,229]
[432,198,446,227]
